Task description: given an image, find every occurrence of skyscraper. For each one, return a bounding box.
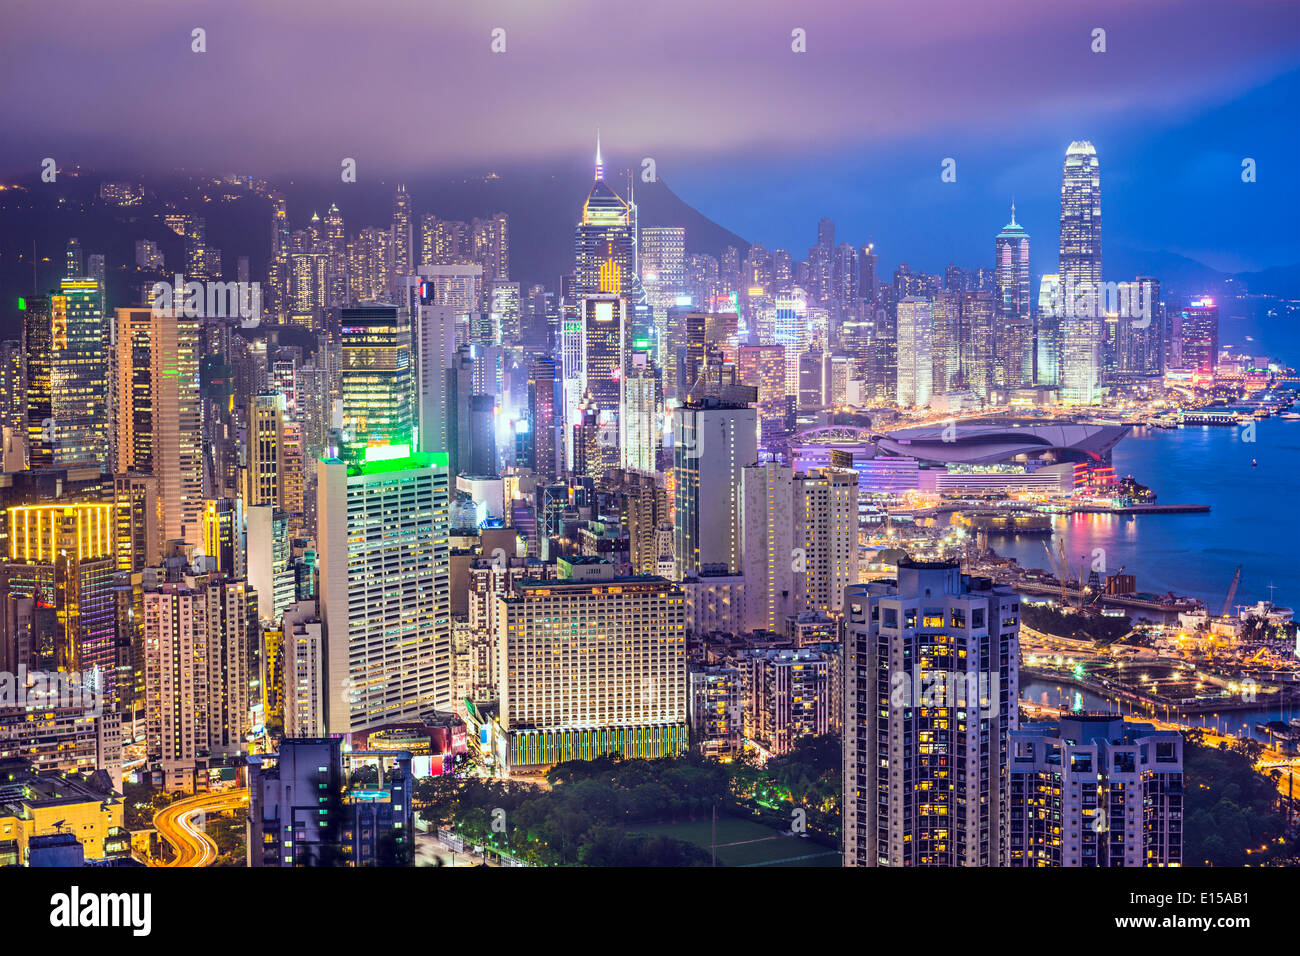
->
[995,204,1032,386]
[1059,141,1102,405]
[1179,297,1219,376]
[317,448,452,733]
[339,305,414,461]
[895,297,933,408]
[574,134,635,301]
[843,561,1020,866]
[672,394,758,580]
[113,307,204,546]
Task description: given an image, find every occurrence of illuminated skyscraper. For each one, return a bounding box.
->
[843,561,1020,867]
[619,351,660,474]
[574,134,635,301]
[246,391,287,508]
[1179,297,1219,376]
[1036,275,1062,386]
[1059,141,1102,404]
[317,448,452,733]
[390,184,413,288]
[995,204,1033,386]
[735,343,786,445]
[339,305,414,461]
[528,355,559,482]
[24,280,110,471]
[112,307,204,546]
[895,297,933,408]
[672,395,758,580]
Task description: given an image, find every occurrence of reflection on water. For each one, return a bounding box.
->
[990,420,1299,609]
[1020,680,1294,744]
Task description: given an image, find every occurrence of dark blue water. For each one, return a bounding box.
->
[992,419,1300,611]
[1021,679,1293,743]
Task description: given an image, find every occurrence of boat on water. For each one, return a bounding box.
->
[1282,412,1300,421]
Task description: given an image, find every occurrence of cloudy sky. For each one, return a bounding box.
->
[3,0,1298,271]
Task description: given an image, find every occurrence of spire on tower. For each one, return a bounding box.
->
[1009,199,1017,226]
[595,128,603,181]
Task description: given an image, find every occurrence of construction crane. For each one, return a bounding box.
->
[1220,565,1242,619]
[1088,565,1125,607]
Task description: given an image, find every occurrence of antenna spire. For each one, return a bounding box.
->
[595,128,603,180]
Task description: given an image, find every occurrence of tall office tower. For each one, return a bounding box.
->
[1179,297,1219,376]
[1009,715,1183,867]
[740,461,797,633]
[1127,276,1164,375]
[798,348,825,408]
[414,303,457,457]
[843,561,1020,867]
[143,571,249,790]
[580,267,628,419]
[487,279,521,343]
[2,503,117,701]
[245,391,287,508]
[741,648,833,755]
[203,497,244,578]
[528,355,559,481]
[20,297,53,468]
[860,243,878,300]
[1059,141,1102,404]
[247,505,295,626]
[339,305,414,461]
[895,297,933,408]
[317,449,451,734]
[114,475,161,572]
[25,279,110,470]
[495,561,687,770]
[0,339,23,449]
[65,237,84,279]
[347,227,392,304]
[832,242,861,314]
[112,307,204,546]
[640,226,686,305]
[390,184,413,285]
[930,291,962,394]
[960,290,996,400]
[672,394,758,580]
[770,289,810,396]
[995,204,1033,386]
[1036,275,1062,386]
[735,344,787,445]
[619,351,660,474]
[574,135,635,300]
[281,601,325,738]
[470,212,510,281]
[322,203,348,306]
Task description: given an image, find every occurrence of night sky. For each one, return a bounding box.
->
[2,0,1298,273]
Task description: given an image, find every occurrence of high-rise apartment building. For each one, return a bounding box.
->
[1009,715,1183,867]
[843,561,1020,866]
[995,205,1033,387]
[895,297,933,408]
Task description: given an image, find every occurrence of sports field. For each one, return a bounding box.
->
[629,816,840,867]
